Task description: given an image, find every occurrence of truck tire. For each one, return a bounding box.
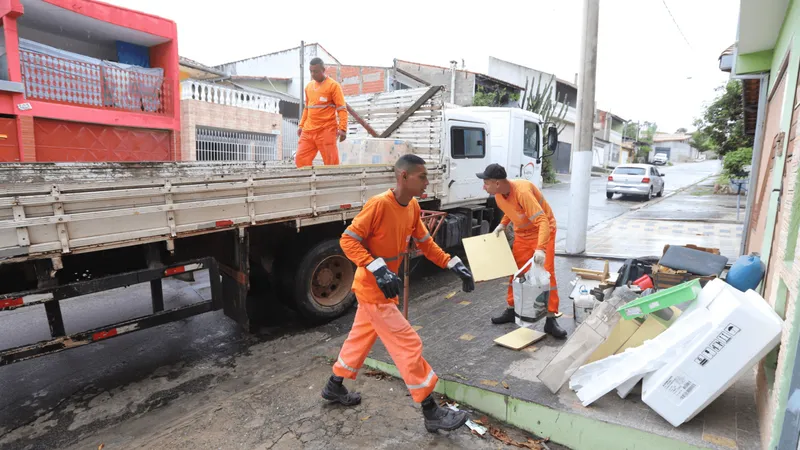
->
[294,238,356,322]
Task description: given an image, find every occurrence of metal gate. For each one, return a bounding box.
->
[282,118,299,160]
[196,127,278,161]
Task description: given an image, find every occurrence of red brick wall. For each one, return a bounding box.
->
[34,119,173,162]
[325,65,387,96]
[18,116,35,162]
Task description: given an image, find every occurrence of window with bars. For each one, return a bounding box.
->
[196,127,278,161]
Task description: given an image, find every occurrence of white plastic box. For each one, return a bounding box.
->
[641,279,782,426]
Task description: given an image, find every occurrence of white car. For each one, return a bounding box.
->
[653,153,668,165]
[606,164,666,200]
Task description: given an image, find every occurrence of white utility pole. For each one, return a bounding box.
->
[299,41,305,118]
[566,0,600,254]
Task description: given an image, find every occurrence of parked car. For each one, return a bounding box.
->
[606,164,666,200]
[653,153,668,165]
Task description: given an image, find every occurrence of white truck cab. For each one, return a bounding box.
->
[442,106,558,207]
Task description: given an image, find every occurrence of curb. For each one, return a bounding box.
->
[362,358,705,450]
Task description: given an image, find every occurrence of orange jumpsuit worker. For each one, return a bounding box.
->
[321,154,476,433]
[477,163,567,339]
[295,57,348,167]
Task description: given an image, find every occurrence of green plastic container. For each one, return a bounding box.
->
[617,278,702,320]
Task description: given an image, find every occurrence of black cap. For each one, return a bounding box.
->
[476,163,507,180]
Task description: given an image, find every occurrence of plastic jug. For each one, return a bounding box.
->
[574,286,597,324]
[726,254,765,292]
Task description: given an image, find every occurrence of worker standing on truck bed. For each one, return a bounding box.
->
[295,57,348,167]
[321,154,476,433]
[477,163,567,339]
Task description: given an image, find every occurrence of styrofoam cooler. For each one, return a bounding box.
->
[512,258,550,327]
[641,279,782,426]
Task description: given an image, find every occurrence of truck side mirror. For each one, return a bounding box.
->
[546,126,558,156]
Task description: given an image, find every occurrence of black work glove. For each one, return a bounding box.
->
[447,257,475,293]
[367,258,402,299]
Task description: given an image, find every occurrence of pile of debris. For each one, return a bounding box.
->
[537,245,779,427]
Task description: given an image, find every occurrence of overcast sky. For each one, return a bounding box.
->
[107,0,739,133]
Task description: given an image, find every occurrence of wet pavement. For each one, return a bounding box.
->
[544,160,722,239]
[0,260,562,450]
[557,175,744,262]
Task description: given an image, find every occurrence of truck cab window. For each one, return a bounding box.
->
[524,121,539,158]
[451,127,485,159]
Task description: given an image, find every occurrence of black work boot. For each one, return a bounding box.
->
[491,307,515,324]
[544,317,567,339]
[321,375,361,406]
[421,395,468,433]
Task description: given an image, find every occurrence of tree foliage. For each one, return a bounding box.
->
[472,86,520,107]
[524,73,569,135]
[722,147,753,178]
[521,73,570,184]
[693,80,753,157]
[622,121,657,162]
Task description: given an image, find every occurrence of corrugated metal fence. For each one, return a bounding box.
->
[196,127,278,162]
[282,118,299,160]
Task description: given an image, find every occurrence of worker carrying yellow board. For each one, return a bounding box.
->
[321,154,476,433]
[477,163,567,339]
[295,57,348,167]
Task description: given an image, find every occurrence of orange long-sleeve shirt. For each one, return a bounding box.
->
[496,179,553,249]
[299,77,348,132]
[341,190,451,304]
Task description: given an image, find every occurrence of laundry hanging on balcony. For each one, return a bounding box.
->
[17,38,164,113]
[19,38,104,107]
[101,60,163,112]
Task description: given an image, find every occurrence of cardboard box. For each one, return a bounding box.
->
[616,307,682,354]
[537,286,640,394]
[585,318,642,364]
[641,280,783,427]
[338,138,411,165]
[586,306,682,364]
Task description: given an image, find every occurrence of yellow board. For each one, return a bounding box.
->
[615,307,683,354]
[585,318,642,364]
[462,233,519,282]
[494,327,547,350]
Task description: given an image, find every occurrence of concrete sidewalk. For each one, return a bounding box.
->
[344,255,759,450]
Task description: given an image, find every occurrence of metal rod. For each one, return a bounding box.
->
[403,247,411,319]
[737,183,742,222]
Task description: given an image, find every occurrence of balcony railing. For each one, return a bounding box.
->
[181,80,280,114]
[20,50,173,116]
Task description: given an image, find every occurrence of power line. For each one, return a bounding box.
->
[661,0,693,50]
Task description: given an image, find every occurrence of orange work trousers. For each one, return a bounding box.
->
[295,126,340,167]
[333,302,438,403]
[506,228,560,313]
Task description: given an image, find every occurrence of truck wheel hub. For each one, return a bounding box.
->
[310,255,354,307]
